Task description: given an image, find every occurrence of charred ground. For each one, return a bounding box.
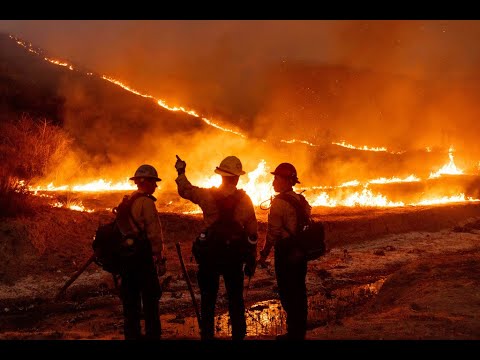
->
[0,195,479,340]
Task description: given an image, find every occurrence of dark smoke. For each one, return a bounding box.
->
[2,20,480,188]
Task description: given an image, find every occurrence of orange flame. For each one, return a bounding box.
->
[28,156,480,210]
[9,35,480,210]
[429,146,463,178]
[368,175,420,184]
[52,201,94,212]
[30,179,136,193]
[332,140,407,154]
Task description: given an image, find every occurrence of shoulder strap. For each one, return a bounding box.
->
[214,189,245,220]
[275,193,309,235]
[117,192,151,232]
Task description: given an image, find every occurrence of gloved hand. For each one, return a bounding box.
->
[244,256,257,278]
[175,155,186,175]
[153,255,167,276]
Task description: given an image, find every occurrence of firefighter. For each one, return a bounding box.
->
[174,155,258,340]
[258,162,311,340]
[119,164,166,340]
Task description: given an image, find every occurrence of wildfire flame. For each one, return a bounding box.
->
[281,139,318,146]
[51,201,94,212]
[30,179,136,193]
[429,147,463,178]
[368,175,420,184]
[9,35,480,212]
[29,155,479,213]
[311,187,405,207]
[332,140,405,154]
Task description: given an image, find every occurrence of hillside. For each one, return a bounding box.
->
[4,31,480,190]
[0,31,479,343]
[0,33,211,161]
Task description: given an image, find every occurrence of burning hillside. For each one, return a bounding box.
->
[1,24,480,341]
[1,33,479,214]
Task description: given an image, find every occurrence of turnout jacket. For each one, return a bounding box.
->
[260,190,312,258]
[124,190,165,257]
[175,173,258,243]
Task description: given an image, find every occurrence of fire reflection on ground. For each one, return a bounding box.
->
[161,278,386,339]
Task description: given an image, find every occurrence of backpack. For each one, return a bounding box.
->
[192,189,249,265]
[92,192,149,274]
[275,193,326,261]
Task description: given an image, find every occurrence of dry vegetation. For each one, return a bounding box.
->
[0,32,478,344]
[0,114,72,217]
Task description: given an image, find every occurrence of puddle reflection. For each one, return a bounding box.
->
[162,277,386,339]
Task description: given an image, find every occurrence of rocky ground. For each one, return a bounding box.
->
[0,193,479,343]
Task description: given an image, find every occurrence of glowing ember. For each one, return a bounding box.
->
[52,201,94,212]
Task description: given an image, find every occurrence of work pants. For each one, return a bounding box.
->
[274,241,308,340]
[120,255,161,340]
[197,261,246,340]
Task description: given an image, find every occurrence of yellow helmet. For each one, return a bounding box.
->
[129,164,161,181]
[214,156,246,176]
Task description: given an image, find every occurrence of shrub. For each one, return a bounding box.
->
[0,114,73,217]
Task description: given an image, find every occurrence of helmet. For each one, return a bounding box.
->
[129,164,161,181]
[214,156,246,176]
[271,163,300,184]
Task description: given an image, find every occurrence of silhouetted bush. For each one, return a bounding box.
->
[0,114,73,217]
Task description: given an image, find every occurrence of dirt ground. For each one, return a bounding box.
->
[0,193,479,342]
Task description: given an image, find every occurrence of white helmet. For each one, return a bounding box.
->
[214,156,246,177]
[129,164,161,181]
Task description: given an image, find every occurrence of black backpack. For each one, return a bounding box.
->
[192,189,249,265]
[92,193,149,274]
[275,193,326,261]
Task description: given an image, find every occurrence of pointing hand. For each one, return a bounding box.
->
[175,155,186,174]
